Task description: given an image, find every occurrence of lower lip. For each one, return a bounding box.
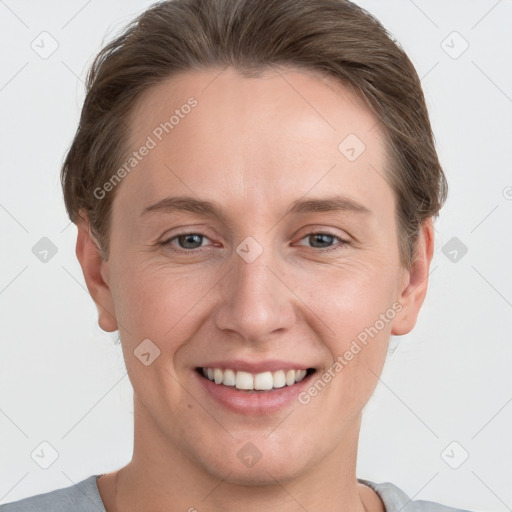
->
[195,370,315,416]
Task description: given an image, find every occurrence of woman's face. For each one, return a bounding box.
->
[82,66,430,484]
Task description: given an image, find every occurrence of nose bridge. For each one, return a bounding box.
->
[214,235,295,341]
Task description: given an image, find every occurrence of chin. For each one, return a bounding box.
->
[193,434,315,487]
[207,458,307,487]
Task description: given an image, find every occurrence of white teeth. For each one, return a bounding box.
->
[223,369,236,386]
[214,368,223,384]
[295,369,307,382]
[254,371,273,391]
[272,370,286,388]
[285,370,296,386]
[235,371,254,390]
[201,367,310,391]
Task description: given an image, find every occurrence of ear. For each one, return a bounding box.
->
[391,217,434,336]
[75,215,118,332]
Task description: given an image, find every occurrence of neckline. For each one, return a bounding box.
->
[93,474,108,512]
[92,474,389,512]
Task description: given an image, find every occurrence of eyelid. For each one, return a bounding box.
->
[293,230,350,252]
[293,224,352,243]
[160,231,213,249]
[158,224,215,242]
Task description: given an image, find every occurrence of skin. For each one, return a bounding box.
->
[76,66,434,512]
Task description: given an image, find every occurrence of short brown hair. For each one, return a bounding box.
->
[61,0,447,268]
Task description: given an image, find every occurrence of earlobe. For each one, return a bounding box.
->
[391,218,435,336]
[75,217,118,333]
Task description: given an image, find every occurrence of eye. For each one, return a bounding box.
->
[296,231,349,252]
[160,232,212,253]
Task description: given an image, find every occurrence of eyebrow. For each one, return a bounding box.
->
[140,194,372,222]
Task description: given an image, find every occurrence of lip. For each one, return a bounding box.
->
[197,359,312,374]
[194,362,316,416]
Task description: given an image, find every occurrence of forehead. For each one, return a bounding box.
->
[114,66,392,222]
[129,65,381,150]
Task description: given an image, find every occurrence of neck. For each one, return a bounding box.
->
[113,396,374,512]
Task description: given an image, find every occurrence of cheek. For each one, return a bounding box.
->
[303,259,400,336]
[304,263,399,389]
[109,263,212,409]
[109,258,212,347]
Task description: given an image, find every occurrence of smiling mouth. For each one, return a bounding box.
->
[196,367,317,392]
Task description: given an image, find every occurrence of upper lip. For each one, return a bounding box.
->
[196,359,314,374]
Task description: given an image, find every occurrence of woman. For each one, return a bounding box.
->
[0,0,475,510]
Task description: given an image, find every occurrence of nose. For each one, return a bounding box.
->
[213,243,297,344]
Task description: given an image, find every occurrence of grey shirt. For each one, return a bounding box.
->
[0,475,475,511]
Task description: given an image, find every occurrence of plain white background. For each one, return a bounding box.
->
[0,0,511,510]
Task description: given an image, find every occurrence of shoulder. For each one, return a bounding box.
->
[0,475,105,512]
[359,478,477,512]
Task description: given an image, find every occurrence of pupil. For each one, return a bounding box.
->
[180,234,202,249]
[311,234,333,248]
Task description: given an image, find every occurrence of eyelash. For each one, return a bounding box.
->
[159,231,349,255]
